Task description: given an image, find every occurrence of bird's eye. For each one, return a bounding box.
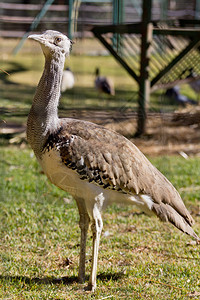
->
[54,37,62,44]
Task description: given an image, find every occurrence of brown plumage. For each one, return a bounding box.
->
[27,30,199,292]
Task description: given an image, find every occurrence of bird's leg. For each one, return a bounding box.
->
[76,200,90,283]
[78,212,90,283]
[87,205,103,292]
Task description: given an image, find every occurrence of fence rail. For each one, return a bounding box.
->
[0,2,113,38]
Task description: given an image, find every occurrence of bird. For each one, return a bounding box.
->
[165,86,197,106]
[27,30,199,292]
[187,68,200,101]
[61,67,75,92]
[94,67,115,96]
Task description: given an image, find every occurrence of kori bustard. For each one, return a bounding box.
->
[27,30,199,292]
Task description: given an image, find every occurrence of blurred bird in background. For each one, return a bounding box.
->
[94,67,115,96]
[61,67,75,92]
[165,85,198,106]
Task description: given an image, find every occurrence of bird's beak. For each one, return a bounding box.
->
[28,33,45,43]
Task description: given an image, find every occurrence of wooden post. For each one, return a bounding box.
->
[68,0,73,39]
[135,0,152,137]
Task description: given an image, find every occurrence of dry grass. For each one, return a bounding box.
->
[0,148,200,299]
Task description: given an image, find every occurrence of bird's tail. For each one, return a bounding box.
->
[153,203,200,241]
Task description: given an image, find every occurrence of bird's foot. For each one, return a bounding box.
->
[84,283,96,292]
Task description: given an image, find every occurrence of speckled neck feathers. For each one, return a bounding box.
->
[27,52,65,157]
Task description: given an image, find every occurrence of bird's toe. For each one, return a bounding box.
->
[84,283,96,292]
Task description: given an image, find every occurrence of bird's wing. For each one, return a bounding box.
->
[95,77,112,94]
[100,78,111,94]
[47,118,194,227]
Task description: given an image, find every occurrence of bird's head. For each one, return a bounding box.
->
[95,68,100,76]
[28,30,73,58]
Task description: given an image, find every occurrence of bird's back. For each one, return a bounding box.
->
[39,118,196,232]
[95,77,111,94]
[94,68,115,96]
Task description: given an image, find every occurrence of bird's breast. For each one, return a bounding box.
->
[39,147,155,217]
[40,147,111,205]
[40,147,84,198]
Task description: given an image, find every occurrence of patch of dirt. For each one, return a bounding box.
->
[1,106,200,156]
[104,107,200,156]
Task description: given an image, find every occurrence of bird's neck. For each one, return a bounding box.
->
[32,54,65,123]
[27,53,65,155]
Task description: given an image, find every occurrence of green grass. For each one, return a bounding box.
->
[0,147,200,299]
[1,37,198,128]
[0,37,200,299]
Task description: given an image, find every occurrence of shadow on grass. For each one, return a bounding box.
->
[0,275,78,285]
[0,62,27,85]
[0,271,125,286]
